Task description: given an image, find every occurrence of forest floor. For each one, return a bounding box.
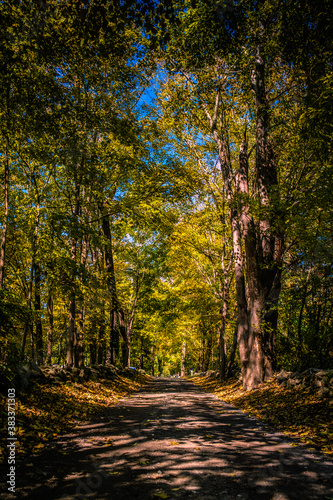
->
[0,371,150,459]
[1,377,333,499]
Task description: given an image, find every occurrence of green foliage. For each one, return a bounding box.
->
[0,0,332,378]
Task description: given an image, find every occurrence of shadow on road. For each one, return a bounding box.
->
[3,379,333,500]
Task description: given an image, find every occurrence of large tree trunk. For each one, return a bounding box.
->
[203,46,284,388]
[238,29,284,390]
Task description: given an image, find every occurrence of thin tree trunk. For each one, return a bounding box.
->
[218,322,226,379]
[202,97,250,387]
[34,263,43,365]
[119,309,130,368]
[75,305,85,368]
[140,337,144,369]
[98,309,106,364]
[298,268,312,354]
[100,206,119,365]
[58,331,64,365]
[151,346,155,376]
[181,342,186,376]
[218,250,234,380]
[66,174,80,366]
[203,333,212,372]
[0,145,9,288]
[75,232,89,368]
[158,357,163,376]
[66,236,77,366]
[90,342,97,365]
[46,289,54,365]
[121,268,143,368]
[22,194,41,361]
[226,325,238,378]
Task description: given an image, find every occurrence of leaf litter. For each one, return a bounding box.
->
[0,372,150,459]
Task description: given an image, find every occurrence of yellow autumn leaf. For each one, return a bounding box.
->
[153,492,168,499]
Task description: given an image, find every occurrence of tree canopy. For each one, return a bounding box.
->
[1,0,332,389]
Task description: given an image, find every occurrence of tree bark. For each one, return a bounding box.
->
[181,341,186,376]
[98,312,106,364]
[226,325,238,378]
[140,337,144,369]
[0,145,9,288]
[98,306,106,364]
[218,322,226,378]
[34,263,43,365]
[100,206,119,365]
[46,289,53,365]
[203,96,250,387]
[66,235,77,366]
[119,309,131,368]
[238,28,284,390]
[151,346,155,376]
[22,188,40,361]
[75,231,89,368]
[121,268,143,368]
[66,176,80,366]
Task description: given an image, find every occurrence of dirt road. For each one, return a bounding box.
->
[2,378,333,499]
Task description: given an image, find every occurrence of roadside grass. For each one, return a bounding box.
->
[192,374,333,455]
[0,371,151,460]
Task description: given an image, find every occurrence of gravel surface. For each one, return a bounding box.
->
[1,378,333,499]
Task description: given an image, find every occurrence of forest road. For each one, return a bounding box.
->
[2,377,333,500]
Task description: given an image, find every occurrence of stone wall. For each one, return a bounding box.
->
[4,362,143,393]
[193,368,333,399]
[274,368,333,398]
